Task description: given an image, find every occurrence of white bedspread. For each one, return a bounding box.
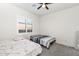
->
[40,36,55,48]
[0,39,42,56]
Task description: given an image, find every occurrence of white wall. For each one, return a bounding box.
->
[40,6,79,47]
[0,3,39,40]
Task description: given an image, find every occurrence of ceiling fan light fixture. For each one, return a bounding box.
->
[37,3,52,10]
[42,4,45,8]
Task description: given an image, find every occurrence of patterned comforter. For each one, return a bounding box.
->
[0,39,42,56]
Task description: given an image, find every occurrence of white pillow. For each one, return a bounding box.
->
[13,35,25,41]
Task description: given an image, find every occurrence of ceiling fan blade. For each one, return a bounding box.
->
[45,4,49,10]
[45,3,53,5]
[45,3,52,5]
[37,4,42,9]
[38,3,43,4]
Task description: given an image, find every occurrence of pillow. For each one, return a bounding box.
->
[13,35,25,41]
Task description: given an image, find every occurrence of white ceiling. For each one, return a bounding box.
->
[13,3,79,16]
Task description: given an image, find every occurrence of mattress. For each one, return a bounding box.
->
[0,39,42,56]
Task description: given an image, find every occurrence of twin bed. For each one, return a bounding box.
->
[0,37,42,56]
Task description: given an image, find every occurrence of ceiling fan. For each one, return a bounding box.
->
[37,3,52,10]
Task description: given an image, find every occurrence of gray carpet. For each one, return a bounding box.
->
[40,43,79,56]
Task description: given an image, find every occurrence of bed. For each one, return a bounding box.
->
[30,35,56,48]
[40,36,56,48]
[0,37,42,56]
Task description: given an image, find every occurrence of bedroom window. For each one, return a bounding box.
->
[17,17,26,33]
[26,18,32,32]
[17,17,32,33]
